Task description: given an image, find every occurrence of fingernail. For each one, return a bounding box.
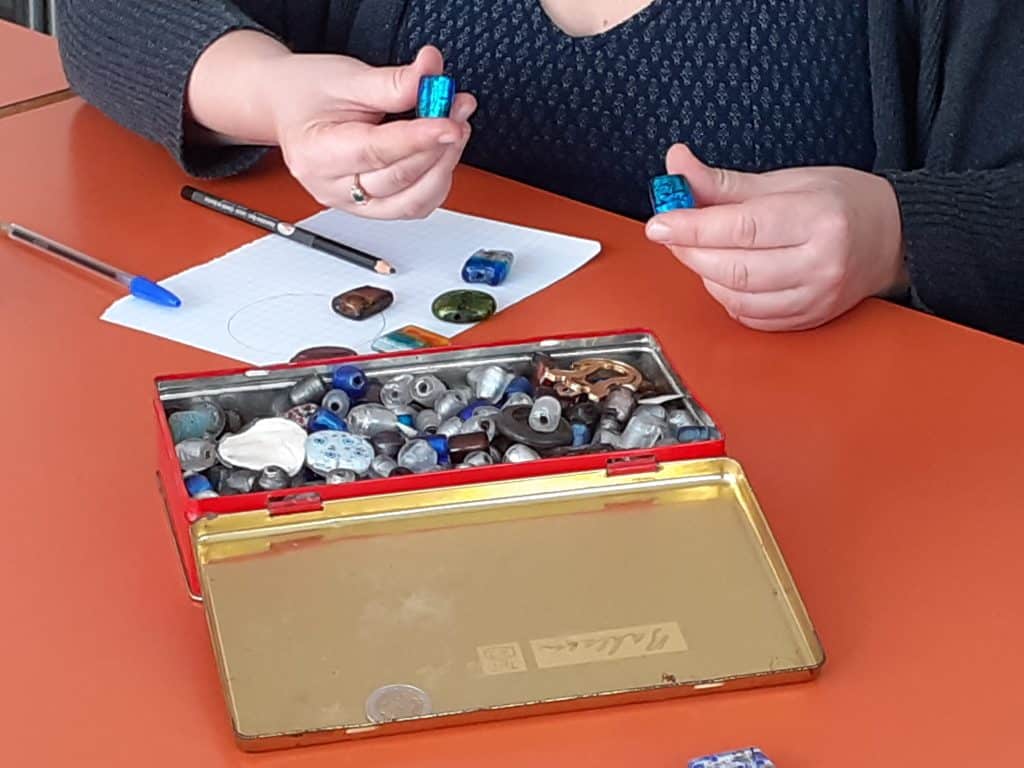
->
[438,133,459,145]
[646,220,672,242]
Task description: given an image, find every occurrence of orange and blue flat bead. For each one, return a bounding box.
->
[649,173,695,213]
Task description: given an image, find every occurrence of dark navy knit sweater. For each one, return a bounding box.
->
[54,0,1024,342]
[395,0,876,220]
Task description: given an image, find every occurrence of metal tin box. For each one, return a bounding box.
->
[153,331,824,750]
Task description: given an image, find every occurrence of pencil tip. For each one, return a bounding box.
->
[0,222,10,234]
[377,261,397,275]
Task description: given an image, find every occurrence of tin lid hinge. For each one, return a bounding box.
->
[267,491,324,516]
[605,454,660,476]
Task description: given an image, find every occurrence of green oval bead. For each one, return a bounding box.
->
[431,289,497,324]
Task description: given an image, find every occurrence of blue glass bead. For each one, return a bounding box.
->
[185,473,217,498]
[169,405,223,443]
[417,74,455,118]
[423,434,451,465]
[461,249,514,287]
[458,399,492,420]
[571,422,592,447]
[687,747,775,768]
[396,413,416,429]
[305,430,375,476]
[649,174,695,214]
[677,425,721,443]
[331,365,368,399]
[505,376,534,397]
[308,408,348,433]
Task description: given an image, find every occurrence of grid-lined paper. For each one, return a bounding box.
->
[102,208,601,365]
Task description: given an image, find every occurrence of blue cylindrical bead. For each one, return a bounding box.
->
[331,365,368,399]
[505,376,534,397]
[649,174,695,214]
[458,399,492,420]
[185,473,216,498]
[417,75,455,118]
[308,408,348,433]
[571,422,592,447]
[677,425,720,443]
[423,434,451,465]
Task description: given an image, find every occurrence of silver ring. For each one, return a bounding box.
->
[350,175,370,206]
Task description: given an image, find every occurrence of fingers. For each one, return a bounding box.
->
[349,119,464,171]
[353,127,469,220]
[308,89,476,174]
[701,279,814,320]
[342,45,445,114]
[731,314,828,332]
[670,245,813,293]
[646,193,813,250]
[346,94,476,204]
[665,143,766,205]
[449,92,478,122]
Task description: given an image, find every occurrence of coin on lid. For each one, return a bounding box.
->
[365,684,432,723]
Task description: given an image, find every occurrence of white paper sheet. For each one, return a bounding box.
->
[102,208,601,365]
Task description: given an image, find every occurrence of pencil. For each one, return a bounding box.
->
[180,186,396,275]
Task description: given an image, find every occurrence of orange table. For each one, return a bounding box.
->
[2,98,1022,767]
[0,20,70,118]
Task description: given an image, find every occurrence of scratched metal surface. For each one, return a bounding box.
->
[196,457,821,749]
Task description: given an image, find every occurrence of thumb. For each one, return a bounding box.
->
[346,45,445,114]
[665,143,765,205]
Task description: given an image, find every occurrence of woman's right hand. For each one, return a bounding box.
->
[188,33,475,219]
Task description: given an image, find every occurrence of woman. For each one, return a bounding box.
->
[56,1,1024,341]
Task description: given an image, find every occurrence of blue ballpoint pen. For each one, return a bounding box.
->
[2,221,181,307]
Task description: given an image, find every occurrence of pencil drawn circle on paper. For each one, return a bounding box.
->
[365,684,432,723]
[226,293,386,358]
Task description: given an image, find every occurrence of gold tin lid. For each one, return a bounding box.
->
[193,457,824,751]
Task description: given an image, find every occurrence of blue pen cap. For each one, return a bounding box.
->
[129,276,182,307]
[649,174,695,214]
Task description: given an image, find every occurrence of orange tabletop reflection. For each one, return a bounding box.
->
[1,99,1022,767]
[0,20,68,116]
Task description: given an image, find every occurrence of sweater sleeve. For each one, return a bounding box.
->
[884,165,1024,341]
[55,0,275,178]
[879,0,1024,342]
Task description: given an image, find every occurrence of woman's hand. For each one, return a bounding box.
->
[189,34,475,219]
[645,144,908,331]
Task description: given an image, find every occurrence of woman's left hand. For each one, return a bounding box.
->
[645,144,909,331]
